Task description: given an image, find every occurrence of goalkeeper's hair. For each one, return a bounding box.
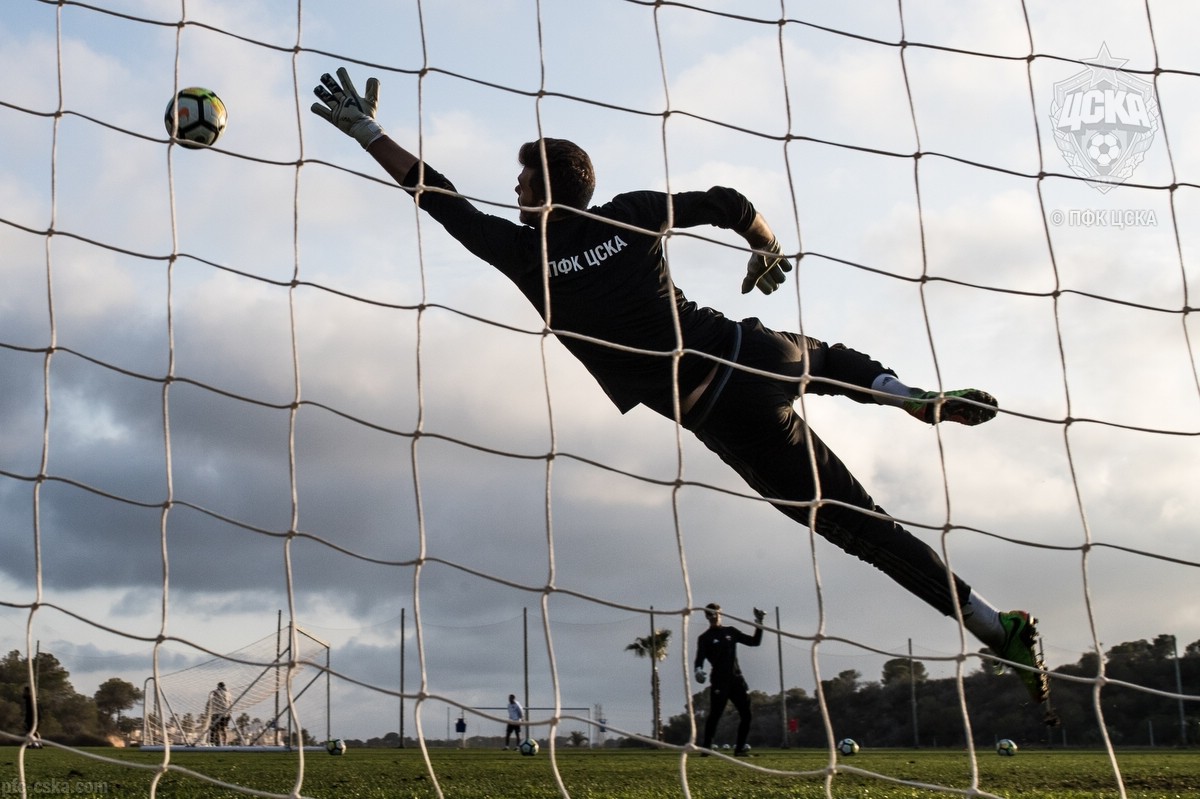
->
[518,138,595,210]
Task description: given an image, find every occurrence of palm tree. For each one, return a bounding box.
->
[626,629,671,740]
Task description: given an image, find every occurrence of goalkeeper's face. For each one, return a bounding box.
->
[516,166,541,226]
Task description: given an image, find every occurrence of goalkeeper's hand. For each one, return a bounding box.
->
[694,668,706,684]
[740,239,793,295]
[753,607,766,624]
[311,67,385,149]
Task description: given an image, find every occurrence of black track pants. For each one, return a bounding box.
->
[704,677,752,750]
[687,319,971,617]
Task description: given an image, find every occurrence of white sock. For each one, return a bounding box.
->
[871,374,916,407]
[961,590,1004,648]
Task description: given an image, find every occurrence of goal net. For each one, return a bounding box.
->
[1,1,1198,798]
[142,626,330,748]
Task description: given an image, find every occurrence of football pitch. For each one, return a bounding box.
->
[5,746,1199,798]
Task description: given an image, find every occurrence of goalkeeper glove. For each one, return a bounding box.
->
[740,238,793,295]
[753,607,766,624]
[311,67,385,149]
[694,668,706,684]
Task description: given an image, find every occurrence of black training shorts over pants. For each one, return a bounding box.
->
[686,319,971,618]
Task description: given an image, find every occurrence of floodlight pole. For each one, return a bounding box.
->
[775,607,787,747]
[399,608,406,747]
[1173,635,1186,745]
[523,608,530,739]
[325,634,332,743]
[909,638,919,748]
[275,610,282,746]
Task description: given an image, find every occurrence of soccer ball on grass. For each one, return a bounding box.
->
[518,737,539,756]
[837,738,860,756]
[996,738,1017,756]
[164,87,227,148]
[325,738,346,756]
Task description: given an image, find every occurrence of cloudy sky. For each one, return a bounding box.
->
[1,0,1198,749]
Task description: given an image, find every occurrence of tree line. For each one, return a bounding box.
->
[656,633,1200,750]
[1,649,320,748]
[0,650,142,746]
[5,635,1197,749]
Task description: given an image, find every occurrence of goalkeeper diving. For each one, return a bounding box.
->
[310,67,1052,715]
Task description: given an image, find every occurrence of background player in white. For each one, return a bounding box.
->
[206,681,233,746]
[504,694,524,750]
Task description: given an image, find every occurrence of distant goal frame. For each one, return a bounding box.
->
[140,618,331,751]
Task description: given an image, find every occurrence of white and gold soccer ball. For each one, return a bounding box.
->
[164,87,228,148]
[837,738,860,756]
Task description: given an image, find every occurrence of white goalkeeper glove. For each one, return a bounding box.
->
[740,238,793,295]
[311,67,385,149]
[694,668,706,684]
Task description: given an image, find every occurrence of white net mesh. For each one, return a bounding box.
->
[1,1,1198,798]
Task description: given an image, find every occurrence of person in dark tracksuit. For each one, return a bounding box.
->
[694,603,763,755]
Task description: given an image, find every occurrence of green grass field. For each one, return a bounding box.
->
[4,746,1199,798]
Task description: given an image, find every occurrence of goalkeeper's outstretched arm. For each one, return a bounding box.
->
[311,65,797,299]
[368,136,420,186]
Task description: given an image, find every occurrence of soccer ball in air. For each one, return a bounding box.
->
[837,738,860,756]
[996,738,1017,757]
[164,87,227,148]
[325,738,346,756]
[1087,132,1121,167]
[518,737,539,756]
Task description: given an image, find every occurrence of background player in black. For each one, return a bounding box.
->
[694,603,764,755]
[311,68,1052,715]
